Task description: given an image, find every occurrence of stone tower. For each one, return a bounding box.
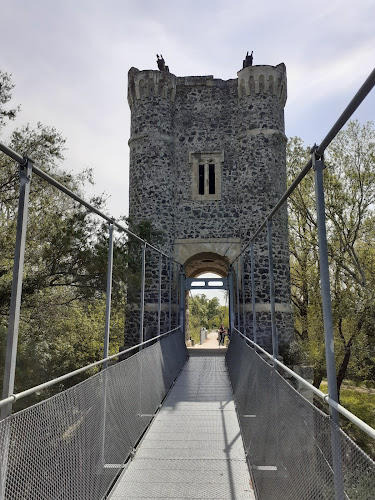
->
[126,61,293,352]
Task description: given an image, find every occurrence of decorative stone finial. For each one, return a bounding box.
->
[156,54,169,72]
[242,51,253,69]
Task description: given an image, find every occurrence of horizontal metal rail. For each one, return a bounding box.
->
[0,141,181,264]
[231,66,375,263]
[234,328,375,440]
[0,142,26,165]
[0,327,181,410]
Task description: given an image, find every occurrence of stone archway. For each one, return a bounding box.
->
[174,237,241,278]
[181,250,233,342]
[185,252,228,279]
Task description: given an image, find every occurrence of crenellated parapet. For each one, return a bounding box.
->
[237,63,287,106]
[128,67,177,106]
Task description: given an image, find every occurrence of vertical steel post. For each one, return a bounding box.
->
[179,266,186,339]
[236,259,241,331]
[250,243,257,344]
[0,159,32,500]
[139,243,146,344]
[228,266,235,334]
[313,151,344,499]
[267,221,283,480]
[1,159,32,419]
[168,260,172,331]
[157,253,162,336]
[175,263,179,330]
[267,219,279,363]
[241,253,246,337]
[103,223,114,370]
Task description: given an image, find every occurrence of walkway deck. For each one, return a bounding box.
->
[109,341,255,499]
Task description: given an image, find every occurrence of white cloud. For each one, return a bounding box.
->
[1,0,374,219]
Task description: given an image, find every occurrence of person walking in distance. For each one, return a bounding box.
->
[218,323,225,346]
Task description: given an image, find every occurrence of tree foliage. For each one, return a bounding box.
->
[188,293,228,344]
[287,121,375,398]
[0,71,20,131]
[0,70,128,405]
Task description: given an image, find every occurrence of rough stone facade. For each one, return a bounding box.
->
[126,62,293,352]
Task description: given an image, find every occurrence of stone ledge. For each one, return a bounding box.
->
[128,131,174,145]
[237,128,287,142]
[244,302,293,313]
[175,237,241,244]
[144,304,179,312]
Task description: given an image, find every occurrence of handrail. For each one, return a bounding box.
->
[231,66,375,263]
[234,328,375,440]
[0,327,181,410]
[0,141,182,265]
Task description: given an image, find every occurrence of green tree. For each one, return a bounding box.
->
[207,297,220,328]
[287,121,375,397]
[188,294,228,344]
[211,305,229,331]
[0,71,128,403]
[0,71,19,131]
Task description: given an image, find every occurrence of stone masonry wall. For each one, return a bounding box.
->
[127,63,293,352]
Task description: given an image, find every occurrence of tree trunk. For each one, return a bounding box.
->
[336,337,353,400]
[313,368,324,389]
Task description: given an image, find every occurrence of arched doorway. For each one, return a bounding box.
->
[188,271,229,346]
[182,252,231,342]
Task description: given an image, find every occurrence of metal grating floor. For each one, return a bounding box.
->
[109,353,255,499]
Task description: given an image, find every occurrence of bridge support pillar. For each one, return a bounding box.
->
[179,267,186,340]
[313,150,344,500]
[228,266,235,335]
[241,253,246,337]
[139,243,146,345]
[103,223,114,369]
[267,219,279,364]
[236,260,241,331]
[250,243,257,344]
[1,159,33,420]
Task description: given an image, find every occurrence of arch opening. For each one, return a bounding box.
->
[184,251,230,279]
[184,252,230,346]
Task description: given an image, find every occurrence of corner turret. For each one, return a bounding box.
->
[237,63,287,105]
[128,68,177,107]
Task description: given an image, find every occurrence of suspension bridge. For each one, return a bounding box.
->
[0,67,375,499]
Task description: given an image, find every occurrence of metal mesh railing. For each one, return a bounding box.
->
[226,331,375,500]
[0,329,188,500]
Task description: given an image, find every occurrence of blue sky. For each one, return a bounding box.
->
[1,0,374,220]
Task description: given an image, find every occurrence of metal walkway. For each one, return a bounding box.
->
[109,350,255,499]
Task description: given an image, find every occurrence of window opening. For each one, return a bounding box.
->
[199,165,204,195]
[190,151,223,201]
[209,164,215,194]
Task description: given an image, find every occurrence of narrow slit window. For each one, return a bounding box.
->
[190,151,223,201]
[209,164,215,194]
[198,164,204,195]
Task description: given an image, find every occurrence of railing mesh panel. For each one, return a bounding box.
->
[226,331,375,500]
[0,330,188,500]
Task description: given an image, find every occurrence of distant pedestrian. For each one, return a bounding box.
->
[218,323,225,346]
